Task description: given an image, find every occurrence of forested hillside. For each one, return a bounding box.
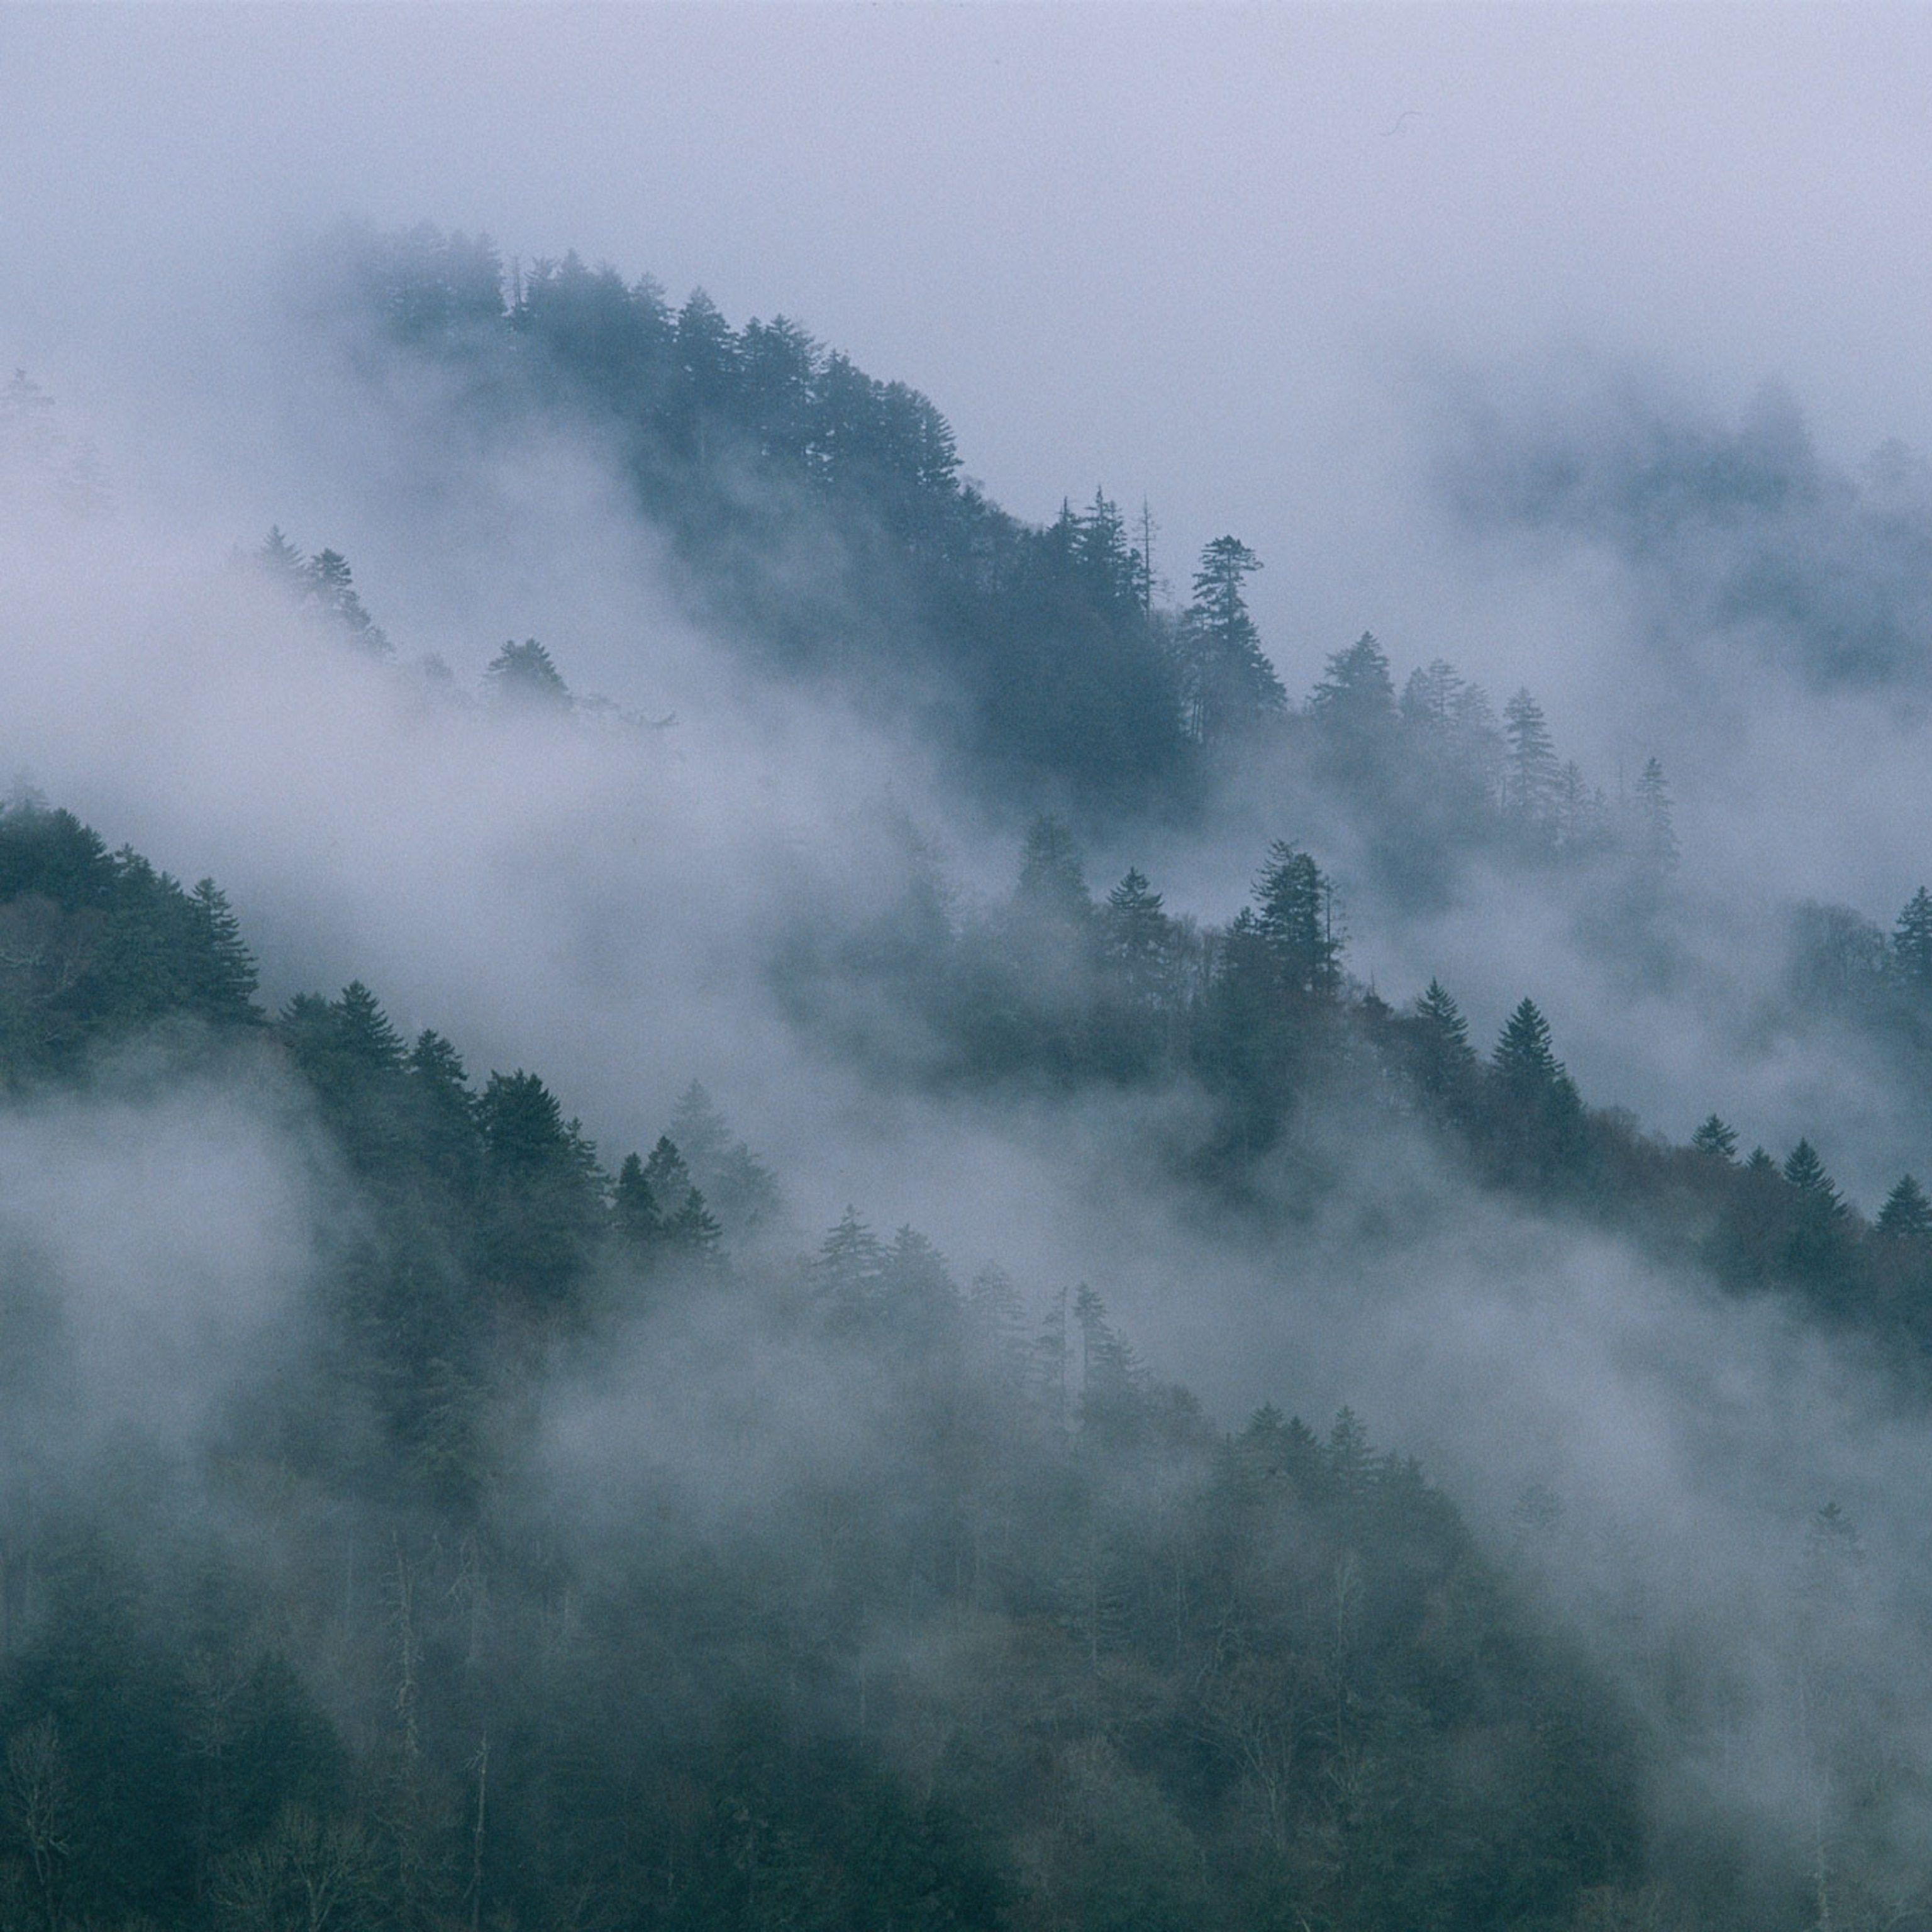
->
[1,793,1927,1931]
[11,222,1932,1932]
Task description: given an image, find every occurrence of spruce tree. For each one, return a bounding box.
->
[1503,689,1560,828]
[1878,1174,1932,1241]
[1633,757,1679,875]
[1782,1138,1845,1215]
[1411,979,1477,1111]
[1895,887,1932,997]
[1177,535,1284,743]
[1253,841,1340,996]
[1690,1115,1738,1160]
[1309,632,1397,738]
[1492,997,1561,1089]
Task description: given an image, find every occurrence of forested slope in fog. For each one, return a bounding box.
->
[9,226,1932,1931]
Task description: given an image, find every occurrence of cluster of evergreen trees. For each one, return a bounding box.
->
[3,800,1929,1926]
[303,226,1676,867]
[784,807,1932,1366]
[0,802,1662,1930]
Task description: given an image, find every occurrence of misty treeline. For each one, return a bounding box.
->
[1,797,1930,1931]
[782,804,1932,1367]
[0,797,1636,1932]
[298,225,1674,884]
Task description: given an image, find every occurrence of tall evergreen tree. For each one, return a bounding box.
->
[1691,1114,1739,1160]
[1503,689,1560,829]
[1176,536,1285,745]
[1252,841,1340,997]
[1877,1174,1932,1241]
[1411,979,1478,1114]
[1894,887,1932,997]
[1633,757,1679,875]
[1308,632,1397,740]
[1016,815,1091,924]
[483,640,571,709]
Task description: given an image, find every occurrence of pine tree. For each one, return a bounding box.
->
[1308,633,1396,738]
[1894,887,1932,997]
[1782,1138,1844,1215]
[1016,815,1091,924]
[484,640,570,708]
[1176,536,1285,744]
[1877,1175,1932,1241]
[1503,689,1560,829]
[613,1152,662,1246]
[187,879,260,1022]
[1691,1115,1738,1159]
[814,1208,884,1328]
[1103,868,1171,999]
[1411,979,1477,1112]
[1492,997,1561,1090]
[1633,757,1679,875]
[1253,841,1340,997]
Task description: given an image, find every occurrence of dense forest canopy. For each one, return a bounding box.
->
[11,221,1932,1932]
[2,778,1931,1931]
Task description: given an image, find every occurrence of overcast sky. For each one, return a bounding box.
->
[8,3,1932,686]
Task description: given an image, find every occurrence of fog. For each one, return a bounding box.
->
[10,7,1932,1925]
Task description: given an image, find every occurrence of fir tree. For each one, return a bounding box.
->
[1411,979,1478,1114]
[1877,1174,1932,1241]
[1492,997,1562,1090]
[1308,632,1397,739]
[1016,815,1091,924]
[1253,841,1340,997]
[1894,887,1932,997]
[1782,1138,1845,1215]
[1633,757,1679,875]
[1691,1115,1739,1160]
[484,640,570,708]
[1503,689,1560,828]
[1176,535,1284,744]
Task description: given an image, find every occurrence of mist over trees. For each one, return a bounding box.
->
[17,218,1932,1932]
[6,781,1932,1929]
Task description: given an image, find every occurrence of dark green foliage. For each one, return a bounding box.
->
[1308,631,1399,779]
[483,637,571,708]
[1897,886,1932,997]
[255,529,393,655]
[1174,534,1285,745]
[317,225,1186,813]
[666,1082,782,1240]
[1253,840,1341,997]
[0,802,261,1081]
[1692,1114,1739,1159]
[1484,999,1585,1186]
[11,808,1932,1930]
[475,1069,606,1306]
[1407,979,1479,1122]
[1016,813,1092,925]
[1879,1174,1932,1241]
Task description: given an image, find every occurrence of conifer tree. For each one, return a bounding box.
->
[1411,979,1478,1114]
[1782,1138,1845,1214]
[484,640,570,708]
[1102,868,1171,999]
[1253,841,1340,997]
[814,1208,884,1328]
[1691,1115,1739,1160]
[1634,757,1679,875]
[1877,1175,1932,1241]
[1492,997,1562,1089]
[1176,536,1284,744]
[1894,887,1932,997]
[1016,815,1091,924]
[1503,689,1560,828]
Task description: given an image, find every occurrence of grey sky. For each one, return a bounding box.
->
[8,4,1932,681]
